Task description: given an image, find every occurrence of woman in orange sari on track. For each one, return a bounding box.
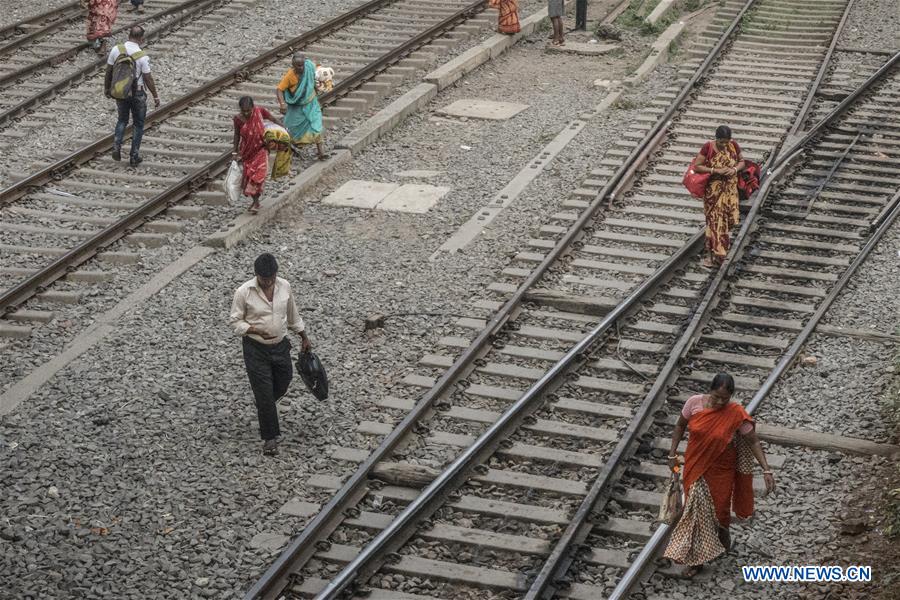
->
[663,373,776,578]
[488,0,521,34]
[692,125,746,267]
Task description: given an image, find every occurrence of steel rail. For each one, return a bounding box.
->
[0,0,212,88]
[608,50,900,600]
[246,1,762,598]
[0,0,399,206]
[782,0,857,144]
[311,208,702,600]
[0,3,85,55]
[0,0,228,128]
[745,185,900,415]
[0,1,80,41]
[533,11,889,599]
[0,0,486,321]
[522,142,797,600]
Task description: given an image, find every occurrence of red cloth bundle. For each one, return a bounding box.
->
[683,158,710,198]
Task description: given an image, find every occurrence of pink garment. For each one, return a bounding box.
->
[682,394,753,435]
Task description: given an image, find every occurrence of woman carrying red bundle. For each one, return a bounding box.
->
[692,125,746,267]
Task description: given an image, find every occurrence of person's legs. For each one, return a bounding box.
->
[271,339,294,402]
[113,99,131,161]
[129,91,147,165]
[242,338,281,442]
[316,140,326,160]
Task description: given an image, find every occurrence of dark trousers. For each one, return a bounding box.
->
[242,337,293,441]
[114,91,147,159]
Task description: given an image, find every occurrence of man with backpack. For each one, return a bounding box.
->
[104,26,160,168]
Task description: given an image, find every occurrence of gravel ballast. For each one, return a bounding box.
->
[0,8,680,596]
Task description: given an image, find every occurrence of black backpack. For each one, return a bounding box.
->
[296,351,329,400]
[109,44,146,100]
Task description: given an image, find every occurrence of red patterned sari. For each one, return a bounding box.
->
[664,402,755,566]
[488,0,520,34]
[86,0,118,41]
[234,107,269,198]
[701,140,741,259]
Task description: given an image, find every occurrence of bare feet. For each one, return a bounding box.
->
[682,564,704,578]
[701,256,715,268]
[248,200,260,214]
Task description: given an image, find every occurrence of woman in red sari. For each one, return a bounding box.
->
[692,125,746,267]
[664,372,775,578]
[232,97,282,214]
[488,0,521,34]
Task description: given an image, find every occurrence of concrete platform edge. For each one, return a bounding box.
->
[424,8,550,91]
[203,150,352,249]
[0,245,215,416]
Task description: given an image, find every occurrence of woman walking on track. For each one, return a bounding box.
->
[84,0,119,52]
[232,96,282,214]
[276,53,327,160]
[488,0,521,34]
[692,125,745,267]
[663,373,776,578]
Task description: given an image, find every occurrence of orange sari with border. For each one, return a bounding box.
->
[682,402,754,526]
[488,0,521,34]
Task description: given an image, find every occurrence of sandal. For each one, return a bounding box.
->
[248,201,260,214]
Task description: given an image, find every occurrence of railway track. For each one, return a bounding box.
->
[0,1,83,54]
[0,1,493,343]
[237,0,900,598]
[0,0,246,128]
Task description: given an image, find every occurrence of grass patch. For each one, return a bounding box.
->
[613,96,641,110]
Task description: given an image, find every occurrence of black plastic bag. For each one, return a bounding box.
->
[296,350,329,400]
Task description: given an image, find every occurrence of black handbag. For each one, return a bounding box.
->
[296,350,329,400]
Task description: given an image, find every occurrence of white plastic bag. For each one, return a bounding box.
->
[225,160,242,204]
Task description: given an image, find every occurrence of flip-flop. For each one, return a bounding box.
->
[248,203,260,214]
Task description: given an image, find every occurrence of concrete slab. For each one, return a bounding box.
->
[546,42,619,56]
[394,169,444,178]
[248,532,289,552]
[437,98,529,121]
[646,0,676,26]
[377,184,450,213]
[323,180,400,209]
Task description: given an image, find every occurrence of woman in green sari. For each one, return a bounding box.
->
[275,53,327,160]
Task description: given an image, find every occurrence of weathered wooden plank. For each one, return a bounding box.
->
[756,423,900,457]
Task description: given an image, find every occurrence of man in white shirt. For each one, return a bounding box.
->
[229,253,312,456]
[104,26,160,168]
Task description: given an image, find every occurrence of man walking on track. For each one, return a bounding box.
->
[105,26,160,167]
[229,253,312,456]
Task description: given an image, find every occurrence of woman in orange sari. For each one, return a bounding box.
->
[692,125,746,267]
[664,373,776,578]
[488,0,521,34]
